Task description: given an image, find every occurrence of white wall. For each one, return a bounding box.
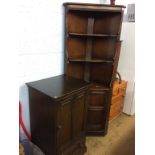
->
[115,0,135,115]
[119,23,135,115]
[19,0,99,139]
[100,0,135,19]
[100,0,135,6]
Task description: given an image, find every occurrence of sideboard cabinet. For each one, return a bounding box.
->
[27,75,90,155]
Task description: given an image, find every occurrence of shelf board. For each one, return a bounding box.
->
[68,58,113,63]
[68,32,118,38]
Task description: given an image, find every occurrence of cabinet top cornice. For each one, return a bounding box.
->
[63,2,126,10]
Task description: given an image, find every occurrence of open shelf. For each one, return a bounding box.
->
[67,37,117,60]
[68,32,118,38]
[67,10,122,34]
[66,62,113,86]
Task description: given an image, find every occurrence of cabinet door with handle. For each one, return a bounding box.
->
[72,92,87,139]
[56,97,73,151]
[56,91,88,153]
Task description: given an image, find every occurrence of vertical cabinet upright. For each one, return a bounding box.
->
[63,3,125,135]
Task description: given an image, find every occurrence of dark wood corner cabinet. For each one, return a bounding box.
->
[63,3,125,135]
[27,75,90,155]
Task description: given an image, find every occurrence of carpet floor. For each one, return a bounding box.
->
[85,113,135,155]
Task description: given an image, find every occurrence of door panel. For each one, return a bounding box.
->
[57,99,72,149]
[72,93,86,138]
[89,90,107,106]
[87,89,111,133]
[57,92,87,151]
[87,109,105,124]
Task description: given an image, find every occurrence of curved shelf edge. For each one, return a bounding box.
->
[68,58,114,63]
[68,32,119,38]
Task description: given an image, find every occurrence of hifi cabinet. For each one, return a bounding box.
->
[63,3,125,135]
[27,75,90,155]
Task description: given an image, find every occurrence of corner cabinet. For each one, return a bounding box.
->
[27,75,90,155]
[63,3,125,135]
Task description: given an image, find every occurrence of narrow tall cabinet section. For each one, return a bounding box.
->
[63,3,125,135]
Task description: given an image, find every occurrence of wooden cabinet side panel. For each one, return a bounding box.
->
[28,87,57,155]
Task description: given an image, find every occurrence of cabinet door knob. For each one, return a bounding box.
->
[57,125,62,130]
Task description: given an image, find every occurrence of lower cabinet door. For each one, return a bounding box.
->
[56,91,88,154]
[87,88,111,135]
[57,97,73,151]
